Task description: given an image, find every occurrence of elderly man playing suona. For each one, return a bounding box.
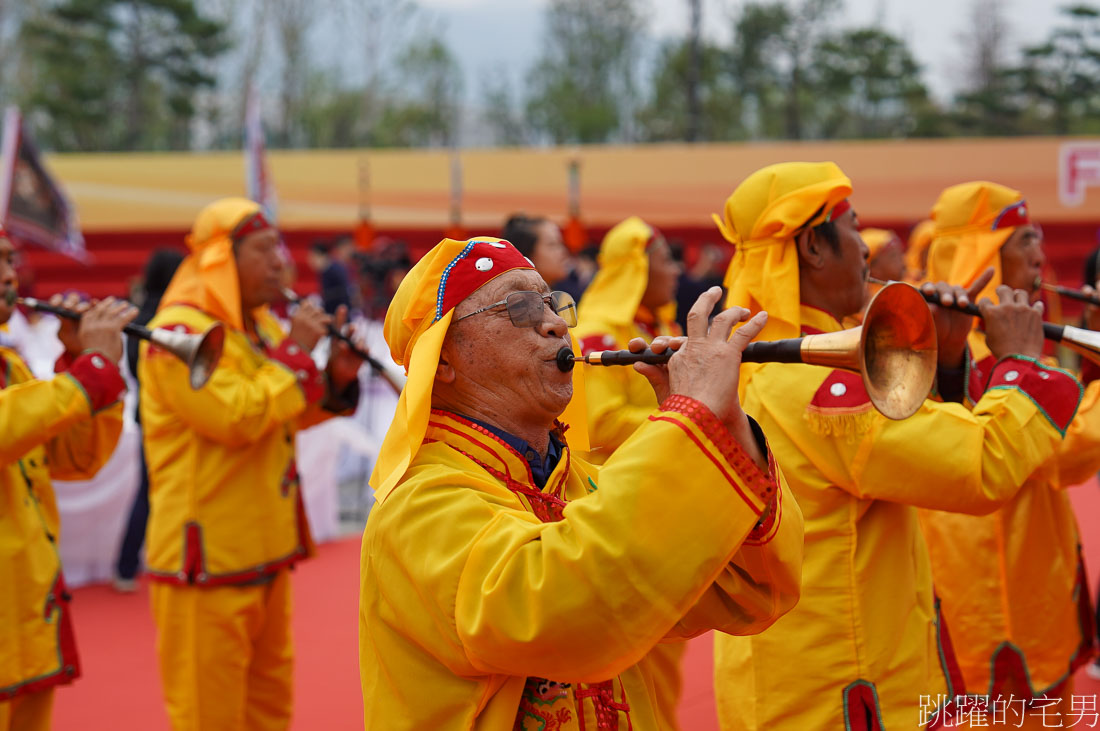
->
[358,237,804,729]
[917,181,1100,728]
[711,162,1084,730]
[140,198,363,730]
[0,226,137,731]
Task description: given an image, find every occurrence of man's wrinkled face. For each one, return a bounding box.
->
[0,237,17,325]
[1000,224,1045,304]
[821,209,870,319]
[443,269,574,421]
[235,228,284,309]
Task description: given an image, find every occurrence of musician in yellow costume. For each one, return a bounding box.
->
[0,227,135,731]
[711,162,1083,731]
[573,216,687,728]
[918,181,1100,727]
[140,199,362,730]
[359,236,804,729]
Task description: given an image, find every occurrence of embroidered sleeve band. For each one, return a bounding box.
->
[652,394,778,512]
[66,350,126,414]
[984,355,1084,435]
[270,339,325,405]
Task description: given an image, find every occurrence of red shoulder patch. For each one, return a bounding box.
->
[579,333,619,357]
[808,370,871,412]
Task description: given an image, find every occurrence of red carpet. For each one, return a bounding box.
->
[53,480,1100,730]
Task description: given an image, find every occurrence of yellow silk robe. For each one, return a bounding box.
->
[575,310,686,729]
[360,402,804,730]
[0,347,125,699]
[918,329,1099,699]
[714,306,1082,731]
[140,305,333,585]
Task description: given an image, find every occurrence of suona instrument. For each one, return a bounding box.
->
[9,292,224,390]
[870,277,1100,367]
[556,281,938,420]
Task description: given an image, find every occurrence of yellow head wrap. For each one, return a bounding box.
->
[715,161,853,342]
[905,219,935,282]
[926,182,1026,303]
[160,197,272,331]
[861,228,899,262]
[578,216,676,329]
[371,237,589,501]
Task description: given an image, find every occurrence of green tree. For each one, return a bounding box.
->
[1017,4,1100,134]
[637,39,746,142]
[525,0,645,144]
[948,0,1027,136]
[20,0,228,151]
[813,27,941,138]
[373,36,463,147]
[729,0,839,140]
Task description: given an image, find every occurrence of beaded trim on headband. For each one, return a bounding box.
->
[229,211,273,243]
[433,241,478,323]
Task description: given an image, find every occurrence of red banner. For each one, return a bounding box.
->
[0,107,86,261]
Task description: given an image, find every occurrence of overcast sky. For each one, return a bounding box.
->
[413,0,1065,103]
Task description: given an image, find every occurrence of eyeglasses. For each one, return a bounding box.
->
[456,290,577,328]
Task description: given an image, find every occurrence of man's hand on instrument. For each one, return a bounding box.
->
[921,268,994,368]
[635,286,769,468]
[327,305,365,390]
[51,292,91,356]
[78,297,137,363]
[981,284,1045,361]
[288,298,331,352]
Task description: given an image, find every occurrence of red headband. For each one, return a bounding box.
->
[825,199,852,223]
[230,211,274,242]
[434,239,536,321]
[991,200,1030,231]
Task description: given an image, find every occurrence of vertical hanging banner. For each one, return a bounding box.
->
[0,107,87,261]
[244,85,278,220]
[563,155,586,252]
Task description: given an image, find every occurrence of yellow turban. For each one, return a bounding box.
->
[861,228,899,262]
[926,182,1027,303]
[371,237,589,501]
[578,216,676,329]
[715,161,852,342]
[160,197,273,331]
[905,219,935,283]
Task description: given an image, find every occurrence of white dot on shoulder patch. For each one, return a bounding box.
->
[91,356,104,369]
[475,257,494,272]
[829,382,847,397]
[1039,371,1050,380]
[1004,370,1019,382]
[488,242,507,249]
[1019,206,1027,216]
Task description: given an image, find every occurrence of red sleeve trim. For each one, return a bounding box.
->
[66,351,126,413]
[984,355,1083,435]
[269,339,324,404]
[578,333,618,356]
[655,394,777,506]
[745,454,782,545]
[54,350,76,374]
